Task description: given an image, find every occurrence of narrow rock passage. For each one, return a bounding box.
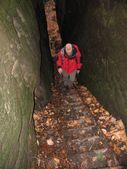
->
[34,82,127,169]
[33,1,127,168]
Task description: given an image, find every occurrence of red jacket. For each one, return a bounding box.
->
[56,44,82,74]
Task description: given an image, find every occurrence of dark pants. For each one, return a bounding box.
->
[62,70,77,88]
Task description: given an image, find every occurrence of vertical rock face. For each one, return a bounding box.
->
[0,0,52,168]
[33,0,53,111]
[55,0,127,128]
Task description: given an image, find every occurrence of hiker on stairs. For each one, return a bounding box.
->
[56,43,82,91]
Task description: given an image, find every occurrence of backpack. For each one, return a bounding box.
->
[61,48,65,64]
[54,47,77,64]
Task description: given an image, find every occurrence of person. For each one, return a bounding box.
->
[56,43,82,90]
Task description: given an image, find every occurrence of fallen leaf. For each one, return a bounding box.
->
[113,144,121,155]
[47,138,54,146]
[86,97,92,104]
[101,128,107,135]
[54,157,60,164]
[67,109,71,112]
[94,109,99,113]
[37,140,39,146]
[116,120,125,130]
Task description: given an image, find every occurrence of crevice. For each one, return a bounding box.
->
[55,0,127,129]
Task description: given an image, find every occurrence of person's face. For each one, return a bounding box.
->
[65,44,72,56]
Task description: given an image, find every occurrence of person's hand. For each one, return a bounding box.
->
[76,70,80,74]
[58,68,63,74]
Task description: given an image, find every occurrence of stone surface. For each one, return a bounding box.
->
[33,0,53,110]
[0,0,52,168]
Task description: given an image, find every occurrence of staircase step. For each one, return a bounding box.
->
[101,166,124,169]
[73,105,86,111]
[67,135,101,146]
[69,102,83,106]
[67,135,107,153]
[66,91,78,96]
[61,112,93,122]
[63,125,97,139]
[65,117,95,129]
[68,148,119,169]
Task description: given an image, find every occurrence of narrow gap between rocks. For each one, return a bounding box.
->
[33,0,127,168]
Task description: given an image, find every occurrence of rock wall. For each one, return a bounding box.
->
[0,0,52,168]
[33,0,53,111]
[55,0,127,128]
